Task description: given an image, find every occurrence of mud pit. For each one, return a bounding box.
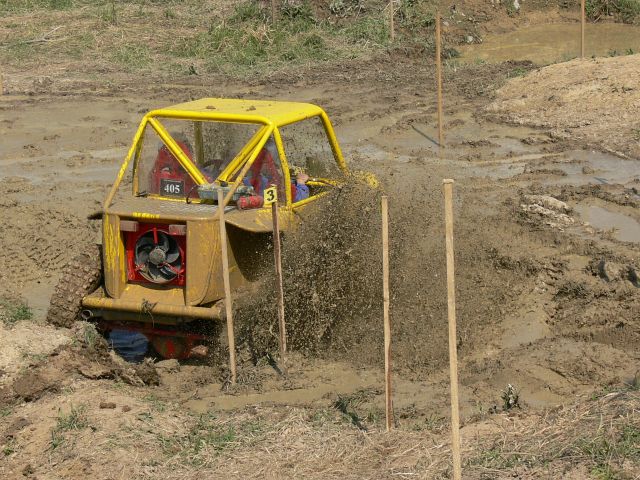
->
[1,41,640,480]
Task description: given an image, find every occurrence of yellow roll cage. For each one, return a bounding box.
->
[103,98,348,212]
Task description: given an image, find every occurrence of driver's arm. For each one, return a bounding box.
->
[294,172,310,202]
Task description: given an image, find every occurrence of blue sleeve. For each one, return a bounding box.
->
[294,184,310,202]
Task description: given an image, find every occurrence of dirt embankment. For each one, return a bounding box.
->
[486,54,640,160]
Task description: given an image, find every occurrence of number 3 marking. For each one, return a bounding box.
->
[264,186,277,205]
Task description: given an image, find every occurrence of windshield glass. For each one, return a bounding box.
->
[134,119,262,200]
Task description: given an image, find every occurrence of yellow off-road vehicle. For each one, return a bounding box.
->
[46,98,357,360]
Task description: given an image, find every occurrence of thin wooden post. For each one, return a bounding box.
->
[381,195,392,432]
[435,12,444,149]
[271,0,277,24]
[443,179,461,480]
[389,1,395,42]
[218,188,237,384]
[271,199,287,371]
[580,0,586,58]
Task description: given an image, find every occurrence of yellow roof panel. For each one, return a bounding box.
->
[150,98,324,127]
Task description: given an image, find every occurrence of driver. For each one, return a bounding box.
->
[243,138,310,202]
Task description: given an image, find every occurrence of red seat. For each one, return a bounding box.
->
[149,141,195,196]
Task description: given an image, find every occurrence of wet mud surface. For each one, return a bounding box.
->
[1,48,639,479]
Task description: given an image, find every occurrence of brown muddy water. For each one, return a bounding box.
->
[576,203,640,243]
[460,23,640,64]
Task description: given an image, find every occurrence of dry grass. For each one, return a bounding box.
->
[466,390,640,479]
[5,384,636,479]
[0,0,417,80]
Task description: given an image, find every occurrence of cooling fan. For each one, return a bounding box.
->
[134,228,183,284]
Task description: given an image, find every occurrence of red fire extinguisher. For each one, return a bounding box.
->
[237,195,264,210]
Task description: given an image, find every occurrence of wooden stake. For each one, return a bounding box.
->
[218,188,237,385]
[381,195,392,432]
[271,0,277,24]
[443,179,461,480]
[389,1,395,42]
[435,12,444,150]
[580,0,586,58]
[271,199,287,372]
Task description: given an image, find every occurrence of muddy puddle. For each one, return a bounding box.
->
[575,203,640,243]
[459,23,640,64]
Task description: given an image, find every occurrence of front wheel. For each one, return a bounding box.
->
[46,244,102,328]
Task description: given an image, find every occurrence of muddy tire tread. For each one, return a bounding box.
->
[46,244,102,328]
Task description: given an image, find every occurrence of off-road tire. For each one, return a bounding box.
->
[46,244,103,328]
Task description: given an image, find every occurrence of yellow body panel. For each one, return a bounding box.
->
[103,213,126,298]
[91,98,359,324]
[152,98,324,127]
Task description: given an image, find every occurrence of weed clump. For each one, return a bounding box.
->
[50,404,90,450]
[501,384,520,410]
[0,297,33,327]
[586,0,640,23]
[555,280,590,299]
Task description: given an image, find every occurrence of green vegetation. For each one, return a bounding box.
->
[507,66,529,77]
[50,405,90,450]
[143,393,167,413]
[469,390,640,477]
[580,425,640,479]
[157,412,266,465]
[112,44,151,71]
[0,298,33,327]
[2,439,17,456]
[501,384,520,410]
[81,322,100,349]
[0,0,443,76]
[172,0,392,75]
[586,0,640,23]
[331,388,380,430]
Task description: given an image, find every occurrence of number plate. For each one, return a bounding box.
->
[263,185,278,206]
[160,179,184,197]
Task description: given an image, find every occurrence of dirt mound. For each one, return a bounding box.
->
[0,322,158,407]
[485,55,640,160]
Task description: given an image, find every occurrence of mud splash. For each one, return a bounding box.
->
[233,163,535,380]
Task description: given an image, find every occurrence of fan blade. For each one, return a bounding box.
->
[136,250,150,264]
[159,264,178,279]
[147,264,164,282]
[158,265,172,277]
[158,232,170,251]
[136,236,155,249]
[165,250,180,263]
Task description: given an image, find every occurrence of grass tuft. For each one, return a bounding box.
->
[50,404,90,450]
[0,298,33,327]
[112,44,151,71]
[586,0,640,23]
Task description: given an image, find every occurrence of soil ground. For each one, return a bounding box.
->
[1,1,639,479]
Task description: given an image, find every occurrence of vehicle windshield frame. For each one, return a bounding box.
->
[103,106,347,211]
[130,116,270,201]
